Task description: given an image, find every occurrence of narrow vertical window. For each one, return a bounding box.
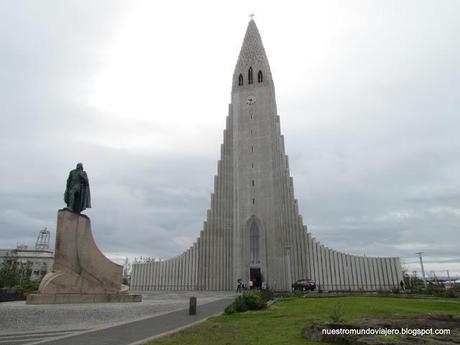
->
[258,70,263,83]
[250,222,259,264]
[251,162,254,168]
[251,145,254,152]
[238,74,243,86]
[252,198,255,204]
[252,180,255,186]
[248,67,253,84]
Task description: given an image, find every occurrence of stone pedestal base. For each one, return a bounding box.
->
[27,293,142,304]
[27,209,142,304]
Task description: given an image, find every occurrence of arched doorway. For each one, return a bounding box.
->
[249,220,262,288]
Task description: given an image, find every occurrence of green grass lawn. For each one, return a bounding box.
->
[147,296,460,345]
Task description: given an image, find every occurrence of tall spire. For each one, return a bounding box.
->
[233,19,272,87]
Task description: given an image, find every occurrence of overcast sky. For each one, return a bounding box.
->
[1,0,459,277]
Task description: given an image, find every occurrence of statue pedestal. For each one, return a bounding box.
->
[27,210,141,304]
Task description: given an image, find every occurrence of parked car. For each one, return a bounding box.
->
[292,279,316,291]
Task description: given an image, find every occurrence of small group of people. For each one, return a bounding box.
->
[236,278,267,292]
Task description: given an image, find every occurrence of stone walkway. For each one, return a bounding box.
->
[0,292,234,345]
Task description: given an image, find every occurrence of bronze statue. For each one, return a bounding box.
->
[64,163,91,213]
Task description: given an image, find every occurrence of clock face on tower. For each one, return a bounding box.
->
[246,95,256,105]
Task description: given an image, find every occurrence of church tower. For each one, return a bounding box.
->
[131,19,402,292]
[230,19,307,290]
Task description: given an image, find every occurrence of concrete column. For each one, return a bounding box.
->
[371,257,380,290]
[311,239,317,281]
[198,232,204,290]
[331,251,339,291]
[167,259,172,290]
[315,241,321,286]
[161,260,166,290]
[139,262,145,291]
[299,222,308,279]
[172,258,177,290]
[368,257,376,291]
[337,252,343,291]
[324,247,331,290]
[380,258,391,290]
[350,255,357,291]
[156,261,161,290]
[153,261,157,291]
[131,264,137,290]
[153,261,158,291]
[360,258,366,291]
[189,247,194,290]
[186,250,191,290]
[177,255,182,290]
[390,258,398,288]
[361,257,368,290]
[218,161,225,291]
[320,245,326,290]
[339,253,347,290]
[170,258,175,290]
[338,254,344,290]
[346,256,353,291]
[379,258,388,290]
[367,258,377,291]
[333,253,339,291]
[181,253,186,290]
[354,256,362,291]
[296,218,305,280]
[163,260,168,290]
[327,250,335,291]
[209,195,216,291]
[345,255,352,290]
[171,259,176,290]
[307,232,314,280]
[147,261,153,291]
[377,258,385,290]
[131,264,138,290]
[196,239,201,290]
[389,258,398,288]
[395,258,403,287]
[136,263,141,291]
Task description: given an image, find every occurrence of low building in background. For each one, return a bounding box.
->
[0,228,54,281]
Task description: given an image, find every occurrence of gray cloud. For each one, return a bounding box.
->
[1,1,459,277]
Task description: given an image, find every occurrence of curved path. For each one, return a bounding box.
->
[0,292,234,345]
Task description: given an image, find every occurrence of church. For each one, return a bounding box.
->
[131,19,402,292]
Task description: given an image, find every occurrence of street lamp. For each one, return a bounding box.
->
[416,252,427,288]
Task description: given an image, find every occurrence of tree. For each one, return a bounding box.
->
[0,253,19,288]
[0,253,32,288]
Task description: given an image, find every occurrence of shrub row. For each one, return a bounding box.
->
[225,290,269,314]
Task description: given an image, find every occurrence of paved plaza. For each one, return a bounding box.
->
[0,292,234,345]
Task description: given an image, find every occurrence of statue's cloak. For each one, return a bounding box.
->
[79,171,91,211]
[64,169,91,212]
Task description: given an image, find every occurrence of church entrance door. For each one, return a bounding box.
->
[250,268,262,288]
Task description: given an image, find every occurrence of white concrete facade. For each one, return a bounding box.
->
[131,20,401,292]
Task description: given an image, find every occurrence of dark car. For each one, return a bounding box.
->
[292,279,316,291]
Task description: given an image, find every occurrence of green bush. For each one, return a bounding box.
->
[225,290,267,314]
[15,280,39,292]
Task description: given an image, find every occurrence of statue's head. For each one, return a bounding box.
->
[76,163,83,170]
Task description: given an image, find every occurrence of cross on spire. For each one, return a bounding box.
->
[249,13,255,20]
